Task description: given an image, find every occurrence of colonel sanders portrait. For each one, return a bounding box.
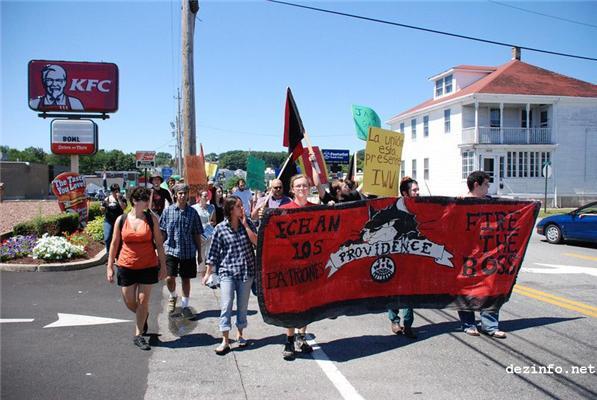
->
[29,64,84,111]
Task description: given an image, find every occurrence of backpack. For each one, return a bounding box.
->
[115,210,156,260]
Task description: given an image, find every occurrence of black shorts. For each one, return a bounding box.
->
[166,255,197,279]
[117,266,159,287]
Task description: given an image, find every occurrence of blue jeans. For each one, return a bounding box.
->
[458,310,500,333]
[103,221,115,253]
[219,276,254,332]
[387,308,414,328]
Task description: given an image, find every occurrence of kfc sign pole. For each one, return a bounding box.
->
[28,60,118,174]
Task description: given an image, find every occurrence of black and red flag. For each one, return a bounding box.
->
[283,87,305,162]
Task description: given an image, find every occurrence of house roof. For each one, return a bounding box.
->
[390,60,597,120]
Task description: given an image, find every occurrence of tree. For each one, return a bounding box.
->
[155,152,173,167]
[218,150,247,170]
[205,152,218,162]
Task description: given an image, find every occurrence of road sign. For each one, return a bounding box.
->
[542,164,552,178]
[135,151,156,169]
[50,119,98,155]
[322,149,350,164]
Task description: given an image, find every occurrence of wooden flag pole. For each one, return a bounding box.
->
[303,131,322,175]
[276,152,294,180]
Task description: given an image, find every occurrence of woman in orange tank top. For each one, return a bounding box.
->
[107,187,166,351]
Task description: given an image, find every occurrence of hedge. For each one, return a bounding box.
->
[88,201,103,221]
[13,213,79,237]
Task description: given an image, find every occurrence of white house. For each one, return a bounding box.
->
[387,51,597,206]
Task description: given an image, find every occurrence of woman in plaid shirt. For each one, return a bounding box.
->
[203,195,258,355]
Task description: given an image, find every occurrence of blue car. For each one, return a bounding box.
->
[536,201,597,244]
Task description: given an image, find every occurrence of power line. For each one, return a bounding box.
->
[266,0,597,62]
[489,0,597,29]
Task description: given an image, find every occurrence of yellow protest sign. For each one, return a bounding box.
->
[362,127,404,197]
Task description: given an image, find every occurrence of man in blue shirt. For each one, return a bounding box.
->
[159,184,203,318]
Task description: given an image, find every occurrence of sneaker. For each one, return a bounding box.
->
[296,334,313,353]
[403,326,417,339]
[167,296,177,313]
[391,322,403,335]
[133,335,150,350]
[237,337,248,348]
[181,307,194,319]
[282,342,295,360]
[142,313,149,335]
[464,327,480,336]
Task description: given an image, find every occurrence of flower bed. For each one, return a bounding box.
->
[0,230,105,265]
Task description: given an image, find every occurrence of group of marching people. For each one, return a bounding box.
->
[105,165,505,356]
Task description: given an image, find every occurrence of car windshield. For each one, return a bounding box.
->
[574,203,597,215]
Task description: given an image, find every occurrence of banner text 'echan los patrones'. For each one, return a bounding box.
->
[256,197,540,328]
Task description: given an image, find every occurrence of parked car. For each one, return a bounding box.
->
[536,201,597,244]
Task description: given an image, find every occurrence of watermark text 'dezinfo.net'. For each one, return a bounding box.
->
[506,364,595,375]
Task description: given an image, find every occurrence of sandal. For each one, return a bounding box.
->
[489,330,507,339]
[237,337,248,348]
[464,327,480,336]
[215,343,230,355]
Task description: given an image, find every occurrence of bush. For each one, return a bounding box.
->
[88,202,103,221]
[84,216,105,242]
[32,234,85,261]
[14,213,79,237]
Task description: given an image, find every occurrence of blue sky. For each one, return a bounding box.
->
[2,0,596,157]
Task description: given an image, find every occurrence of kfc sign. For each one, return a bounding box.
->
[28,60,118,113]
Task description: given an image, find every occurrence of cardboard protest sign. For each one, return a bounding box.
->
[205,162,219,181]
[297,146,328,185]
[352,105,381,141]
[247,155,266,192]
[256,196,539,327]
[185,155,207,199]
[362,127,404,197]
[50,172,89,228]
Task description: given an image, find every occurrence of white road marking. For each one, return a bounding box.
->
[0,319,34,323]
[43,313,130,328]
[523,263,597,277]
[306,337,366,400]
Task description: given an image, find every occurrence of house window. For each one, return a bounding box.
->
[521,110,533,128]
[400,160,405,180]
[412,159,417,180]
[444,75,453,94]
[444,109,451,133]
[540,110,548,128]
[490,108,501,128]
[462,151,474,179]
[435,80,443,97]
[400,122,405,133]
[411,119,417,140]
[506,151,551,178]
[424,158,429,180]
[423,116,429,137]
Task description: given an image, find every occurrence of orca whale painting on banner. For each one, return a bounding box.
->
[256,196,540,327]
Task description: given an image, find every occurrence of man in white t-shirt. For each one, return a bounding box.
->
[234,178,253,216]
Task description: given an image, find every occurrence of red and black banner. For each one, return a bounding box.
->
[256,197,540,327]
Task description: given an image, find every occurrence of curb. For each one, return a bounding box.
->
[0,249,107,272]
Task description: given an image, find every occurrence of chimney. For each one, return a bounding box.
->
[512,46,521,61]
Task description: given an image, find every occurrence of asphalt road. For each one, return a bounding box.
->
[1,231,596,400]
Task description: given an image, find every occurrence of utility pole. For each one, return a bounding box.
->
[173,88,183,175]
[181,0,199,177]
